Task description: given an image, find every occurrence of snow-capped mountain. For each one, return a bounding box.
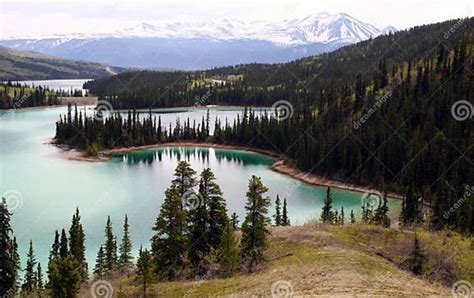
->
[0,12,396,69]
[109,12,390,45]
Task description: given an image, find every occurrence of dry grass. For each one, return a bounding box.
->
[79,224,474,297]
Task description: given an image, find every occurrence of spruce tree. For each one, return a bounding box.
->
[151,185,187,279]
[37,263,43,291]
[59,229,68,259]
[22,240,37,293]
[320,187,334,223]
[274,195,282,226]
[282,198,290,226]
[69,208,87,281]
[0,198,16,297]
[93,246,106,279]
[231,212,239,230]
[187,174,210,276]
[401,185,421,225]
[350,210,356,224]
[136,246,156,297]
[172,160,197,202]
[408,233,425,275]
[119,215,134,274]
[203,168,228,250]
[340,206,345,225]
[217,220,240,275]
[103,216,117,274]
[11,237,21,293]
[241,176,271,270]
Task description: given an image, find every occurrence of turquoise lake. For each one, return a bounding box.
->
[0,105,401,269]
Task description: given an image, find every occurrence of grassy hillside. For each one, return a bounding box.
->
[84,224,473,297]
[0,45,124,80]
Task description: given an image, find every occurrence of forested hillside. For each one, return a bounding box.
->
[0,46,124,80]
[85,18,473,109]
[58,18,473,234]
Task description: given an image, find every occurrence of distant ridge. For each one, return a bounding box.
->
[0,12,396,69]
[0,46,124,80]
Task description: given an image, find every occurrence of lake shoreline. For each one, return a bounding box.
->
[55,140,404,199]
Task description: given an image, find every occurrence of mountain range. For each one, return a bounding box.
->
[0,12,396,69]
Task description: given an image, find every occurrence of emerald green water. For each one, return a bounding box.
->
[0,106,401,269]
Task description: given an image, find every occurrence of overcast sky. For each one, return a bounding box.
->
[0,0,472,38]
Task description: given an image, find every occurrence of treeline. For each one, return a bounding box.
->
[84,18,473,109]
[0,162,290,297]
[0,82,61,109]
[56,36,474,235]
[4,161,434,297]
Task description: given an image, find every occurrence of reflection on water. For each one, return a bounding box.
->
[114,146,273,167]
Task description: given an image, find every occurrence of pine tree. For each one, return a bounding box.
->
[231,212,239,230]
[59,229,68,259]
[203,169,228,250]
[350,210,356,224]
[48,255,82,298]
[217,220,240,276]
[118,215,134,274]
[401,185,421,225]
[172,160,197,202]
[151,185,187,279]
[93,246,106,279]
[0,198,16,297]
[103,216,117,274]
[241,176,271,270]
[187,173,210,276]
[22,240,37,293]
[11,237,21,293]
[281,198,290,226]
[320,187,334,223]
[37,263,43,291]
[340,206,345,225]
[136,246,156,297]
[274,195,282,226]
[408,233,425,275]
[69,208,87,281]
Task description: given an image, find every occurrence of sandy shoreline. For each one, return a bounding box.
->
[56,141,404,199]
